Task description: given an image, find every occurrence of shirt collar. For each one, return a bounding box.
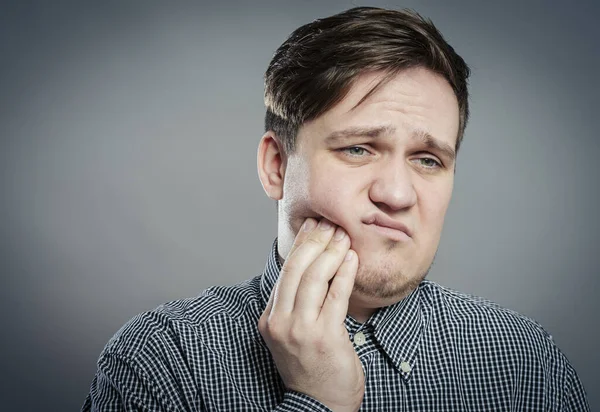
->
[259,238,281,308]
[260,238,429,381]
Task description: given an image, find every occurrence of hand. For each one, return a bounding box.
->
[258,218,364,412]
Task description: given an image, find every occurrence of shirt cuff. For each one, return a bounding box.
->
[274,391,333,412]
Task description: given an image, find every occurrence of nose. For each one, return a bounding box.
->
[368,158,417,211]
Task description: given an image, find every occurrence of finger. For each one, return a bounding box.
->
[270,219,336,315]
[262,278,275,316]
[264,217,318,317]
[293,226,350,321]
[318,249,358,326]
[286,217,319,259]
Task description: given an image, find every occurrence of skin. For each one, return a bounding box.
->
[258,219,363,411]
[257,67,459,410]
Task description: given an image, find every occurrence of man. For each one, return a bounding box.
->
[82,7,589,411]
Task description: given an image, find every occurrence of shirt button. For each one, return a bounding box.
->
[353,332,366,346]
[400,361,411,373]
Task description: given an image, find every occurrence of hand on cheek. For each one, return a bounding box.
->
[258,218,364,411]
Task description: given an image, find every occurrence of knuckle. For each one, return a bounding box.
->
[304,236,326,248]
[327,288,342,302]
[259,316,286,340]
[279,264,296,278]
[328,237,350,253]
[269,329,286,343]
[323,237,348,255]
[258,312,273,333]
[288,320,309,344]
[302,269,324,284]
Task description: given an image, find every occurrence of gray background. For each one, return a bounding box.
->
[1,0,598,410]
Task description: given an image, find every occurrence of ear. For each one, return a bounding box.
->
[257,131,287,201]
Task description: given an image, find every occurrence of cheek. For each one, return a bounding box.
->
[303,159,365,229]
[419,183,453,236]
[282,160,356,229]
[307,174,352,223]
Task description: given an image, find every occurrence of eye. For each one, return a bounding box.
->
[415,157,442,168]
[340,146,369,157]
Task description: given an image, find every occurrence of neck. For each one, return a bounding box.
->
[347,303,376,324]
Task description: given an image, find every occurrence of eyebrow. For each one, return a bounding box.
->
[412,129,456,164]
[324,125,456,163]
[324,125,396,144]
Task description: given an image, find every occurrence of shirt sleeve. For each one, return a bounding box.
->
[562,364,590,412]
[81,353,179,412]
[273,391,333,412]
[81,353,337,412]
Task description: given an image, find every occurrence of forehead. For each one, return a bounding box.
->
[299,67,459,148]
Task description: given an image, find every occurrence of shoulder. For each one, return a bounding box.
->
[419,281,589,408]
[419,280,564,361]
[102,275,263,359]
[421,280,550,336]
[85,276,267,410]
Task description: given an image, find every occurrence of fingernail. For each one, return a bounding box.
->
[334,227,346,240]
[345,250,354,261]
[303,218,317,232]
[319,220,333,231]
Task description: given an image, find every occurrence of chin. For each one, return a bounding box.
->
[349,249,429,303]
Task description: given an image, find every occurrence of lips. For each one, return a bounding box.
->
[363,213,412,241]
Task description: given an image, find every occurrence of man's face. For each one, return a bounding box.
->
[277,67,459,310]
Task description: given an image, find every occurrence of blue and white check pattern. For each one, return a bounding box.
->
[82,239,589,411]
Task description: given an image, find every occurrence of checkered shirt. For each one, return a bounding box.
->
[82,239,590,411]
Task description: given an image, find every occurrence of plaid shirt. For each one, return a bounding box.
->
[82,239,589,411]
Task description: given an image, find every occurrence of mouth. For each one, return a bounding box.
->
[363,214,412,242]
[366,223,411,242]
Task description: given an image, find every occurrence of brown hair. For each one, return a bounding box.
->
[264,6,470,154]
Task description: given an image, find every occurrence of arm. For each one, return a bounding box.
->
[81,353,179,412]
[562,363,590,412]
[82,339,339,412]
